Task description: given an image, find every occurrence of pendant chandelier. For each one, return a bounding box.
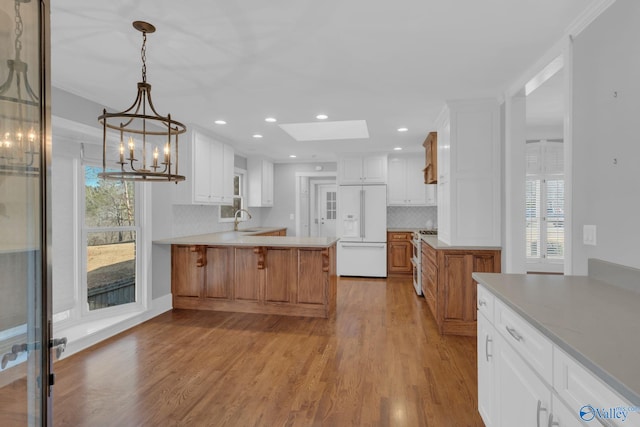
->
[98,21,186,182]
[0,0,39,175]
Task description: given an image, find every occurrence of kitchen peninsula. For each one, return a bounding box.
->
[154,228,338,318]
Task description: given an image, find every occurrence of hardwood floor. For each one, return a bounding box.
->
[11,276,484,426]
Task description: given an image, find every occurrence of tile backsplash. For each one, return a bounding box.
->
[172,205,264,237]
[387,206,437,229]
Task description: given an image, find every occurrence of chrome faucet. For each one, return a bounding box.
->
[234,209,252,231]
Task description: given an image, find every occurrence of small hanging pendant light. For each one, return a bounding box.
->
[98,21,186,182]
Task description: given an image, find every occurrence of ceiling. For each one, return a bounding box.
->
[50,0,593,162]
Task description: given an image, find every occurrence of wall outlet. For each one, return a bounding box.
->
[289,213,294,220]
[583,225,597,246]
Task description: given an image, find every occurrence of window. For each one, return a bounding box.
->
[220,169,246,221]
[525,141,564,266]
[325,191,336,220]
[84,165,138,310]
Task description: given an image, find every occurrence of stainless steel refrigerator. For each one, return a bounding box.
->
[336,184,387,277]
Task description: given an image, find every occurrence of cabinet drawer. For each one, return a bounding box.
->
[476,284,494,323]
[495,298,552,383]
[553,347,633,427]
[388,232,411,241]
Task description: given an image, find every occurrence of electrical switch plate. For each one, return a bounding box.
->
[289,213,294,220]
[583,225,597,246]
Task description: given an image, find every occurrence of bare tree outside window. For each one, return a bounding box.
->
[84,166,137,310]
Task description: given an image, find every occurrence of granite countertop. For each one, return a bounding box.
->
[473,272,640,406]
[154,227,338,248]
[420,235,501,251]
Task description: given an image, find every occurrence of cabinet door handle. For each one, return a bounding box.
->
[485,335,492,362]
[537,400,548,427]
[548,413,559,427]
[506,325,524,342]
[478,299,487,307]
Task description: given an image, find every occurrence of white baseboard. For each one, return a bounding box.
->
[57,294,173,360]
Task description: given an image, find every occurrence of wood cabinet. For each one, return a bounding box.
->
[171,243,336,318]
[173,129,235,205]
[247,157,274,207]
[423,132,438,184]
[436,99,500,246]
[387,231,412,275]
[337,155,388,184]
[421,243,438,317]
[421,240,500,336]
[387,155,435,206]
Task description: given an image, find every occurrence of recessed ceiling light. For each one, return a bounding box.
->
[316,114,328,120]
[393,147,403,151]
[397,127,408,132]
[252,134,263,139]
[265,117,277,123]
[214,120,226,125]
[289,154,297,158]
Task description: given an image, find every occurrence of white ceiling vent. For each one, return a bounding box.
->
[279,120,369,141]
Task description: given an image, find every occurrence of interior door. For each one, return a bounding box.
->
[0,0,52,424]
[317,184,337,237]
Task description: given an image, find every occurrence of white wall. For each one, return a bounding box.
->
[572,0,640,274]
[262,162,337,236]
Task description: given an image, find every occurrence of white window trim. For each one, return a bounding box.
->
[219,167,247,223]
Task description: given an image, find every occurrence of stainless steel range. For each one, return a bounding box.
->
[410,230,437,295]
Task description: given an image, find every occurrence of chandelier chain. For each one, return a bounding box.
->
[14,0,23,56]
[141,31,147,83]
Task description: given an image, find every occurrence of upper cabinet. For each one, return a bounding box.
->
[247,157,274,207]
[423,132,438,184]
[173,129,235,205]
[337,155,388,185]
[387,154,436,206]
[436,99,500,247]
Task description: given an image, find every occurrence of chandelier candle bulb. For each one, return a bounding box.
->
[153,147,159,168]
[128,137,135,160]
[119,141,125,163]
[164,143,170,163]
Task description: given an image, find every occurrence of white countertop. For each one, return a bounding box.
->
[154,228,338,248]
[421,235,501,251]
[473,272,640,406]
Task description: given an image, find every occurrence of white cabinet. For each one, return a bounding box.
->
[173,129,234,205]
[478,313,496,427]
[247,157,274,207]
[478,284,634,427]
[495,330,551,427]
[387,154,435,206]
[436,99,500,246]
[337,155,387,184]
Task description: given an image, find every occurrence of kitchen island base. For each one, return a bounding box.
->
[171,244,337,319]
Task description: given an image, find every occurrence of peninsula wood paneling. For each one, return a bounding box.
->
[298,249,325,305]
[204,247,233,299]
[234,248,260,301]
[171,246,203,298]
[171,243,336,318]
[264,248,296,303]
